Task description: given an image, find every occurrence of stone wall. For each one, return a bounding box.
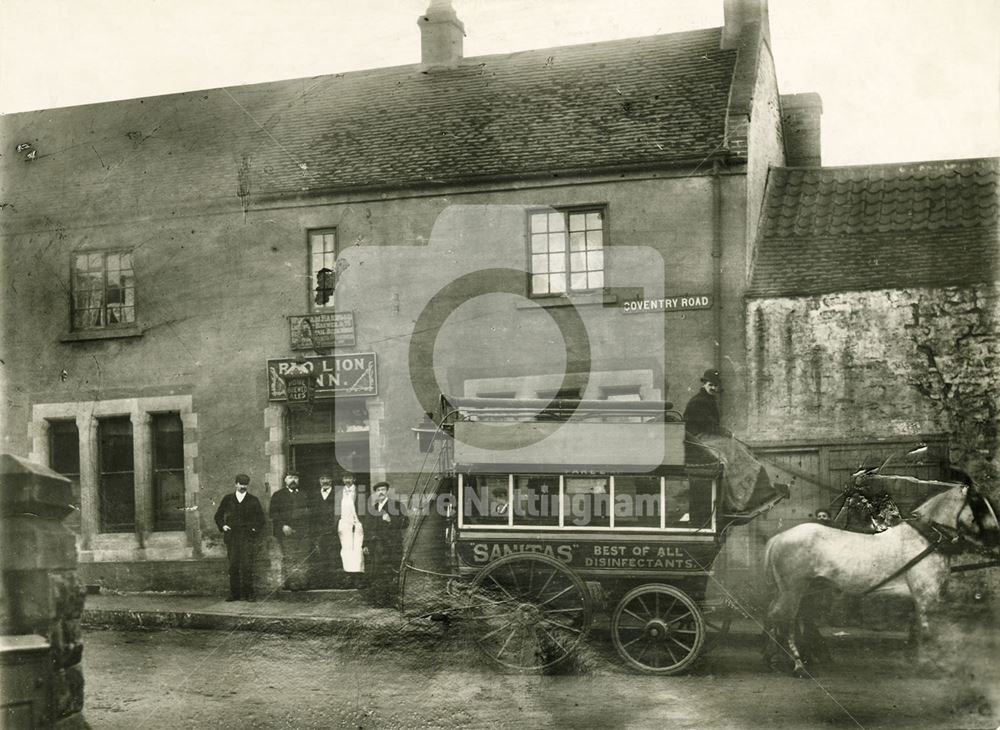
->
[1,469,88,726]
[747,283,1000,485]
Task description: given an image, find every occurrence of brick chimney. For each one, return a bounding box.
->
[418,0,465,70]
[721,0,770,50]
[780,93,823,167]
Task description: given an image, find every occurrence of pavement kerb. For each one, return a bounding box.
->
[80,595,911,648]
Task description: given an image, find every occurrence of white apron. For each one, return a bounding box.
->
[338,487,365,573]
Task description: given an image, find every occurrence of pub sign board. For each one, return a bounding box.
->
[289,312,356,349]
[621,294,712,314]
[267,353,378,400]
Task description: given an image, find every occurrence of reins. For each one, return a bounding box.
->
[860,523,946,596]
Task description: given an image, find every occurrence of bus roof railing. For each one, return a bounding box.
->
[440,396,682,421]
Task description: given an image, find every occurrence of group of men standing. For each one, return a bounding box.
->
[212,470,409,607]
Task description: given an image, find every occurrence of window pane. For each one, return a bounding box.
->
[99,417,133,472]
[513,475,559,526]
[152,413,184,469]
[587,250,604,271]
[569,232,586,251]
[586,211,603,229]
[547,233,565,253]
[589,271,604,289]
[88,253,104,270]
[570,272,587,290]
[568,213,587,231]
[153,472,186,531]
[586,230,604,249]
[547,213,565,232]
[532,254,549,274]
[463,475,509,524]
[100,473,136,532]
[548,253,565,273]
[531,275,550,294]
[530,233,548,253]
[614,476,660,527]
[564,477,610,527]
[569,252,586,272]
[549,276,567,294]
[529,212,548,233]
[49,421,80,475]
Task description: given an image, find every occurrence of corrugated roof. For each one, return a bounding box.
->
[748,158,1000,297]
[0,28,737,226]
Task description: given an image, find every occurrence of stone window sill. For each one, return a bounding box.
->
[61,326,143,342]
[516,293,619,310]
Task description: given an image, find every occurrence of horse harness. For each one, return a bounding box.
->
[860,488,1000,596]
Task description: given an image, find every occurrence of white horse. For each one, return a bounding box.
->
[762,482,999,676]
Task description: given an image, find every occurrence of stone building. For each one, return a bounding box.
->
[1,0,795,591]
[746,157,999,523]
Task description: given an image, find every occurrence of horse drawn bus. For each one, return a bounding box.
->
[399,396,788,674]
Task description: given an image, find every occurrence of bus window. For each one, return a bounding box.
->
[664,477,713,528]
[513,475,559,526]
[463,474,510,525]
[613,475,660,527]
[564,476,610,527]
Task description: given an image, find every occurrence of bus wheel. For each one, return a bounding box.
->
[465,553,592,672]
[612,584,705,674]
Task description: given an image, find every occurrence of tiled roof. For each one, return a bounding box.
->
[0,28,737,225]
[748,158,1000,296]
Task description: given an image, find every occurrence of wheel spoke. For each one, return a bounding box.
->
[469,610,518,621]
[622,607,647,625]
[488,574,517,602]
[665,610,694,627]
[544,606,584,614]
[669,636,694,653]
[507,561,522,598]
[536,567,557,599]
[495,625,520,659]
[538,584,574,607]
[621,634,645,650]
[537,624,568,657]
[663,640,679,665]
[635,595,652,618]
[482,619,517,641]
[541,617,582,634]
[636,640,650,662]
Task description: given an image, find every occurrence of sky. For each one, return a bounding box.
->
[0,0,997,166]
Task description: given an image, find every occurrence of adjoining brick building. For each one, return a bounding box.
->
[1,0,791,591]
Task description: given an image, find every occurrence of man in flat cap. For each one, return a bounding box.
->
[269,470,311,590]
[214,474,265,601]
[363,481,409,607]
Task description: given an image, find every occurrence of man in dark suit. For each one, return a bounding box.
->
[214,474,266,601]
[269,470,311,590]
[363,481,409,607]
[682,368,731,437]
[309,472,341,588]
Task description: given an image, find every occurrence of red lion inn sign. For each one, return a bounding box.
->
[267,353,378,400]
